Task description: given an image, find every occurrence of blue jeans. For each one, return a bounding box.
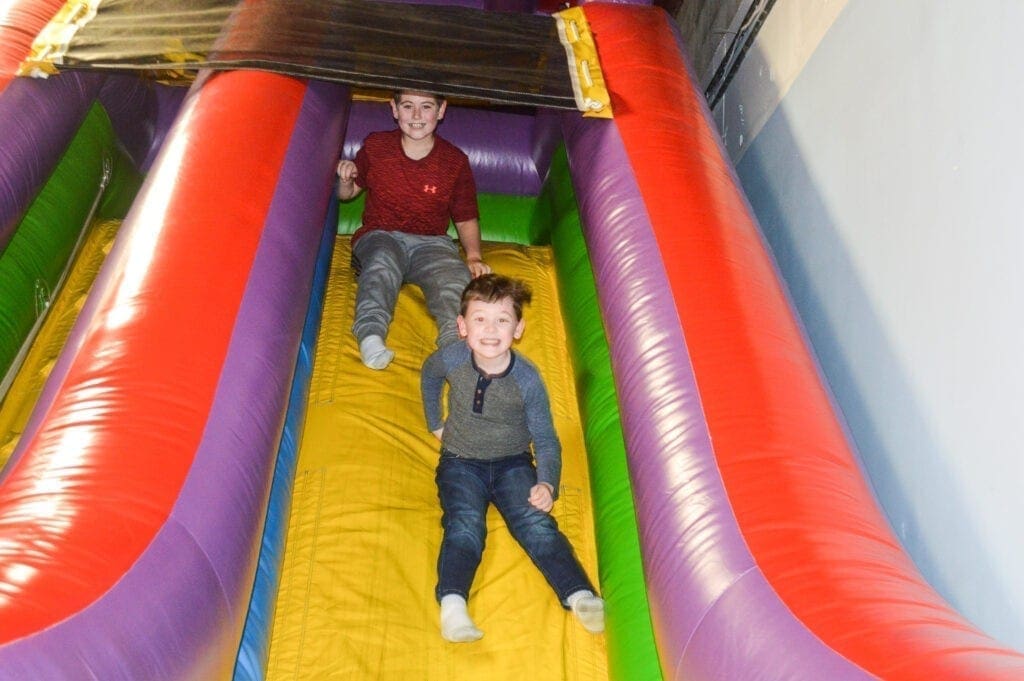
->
[435,452,595,606]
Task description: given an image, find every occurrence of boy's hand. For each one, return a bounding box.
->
[432,427,444,441]
[337,160,358,184]
[336,160,362,200]
[528,483,554,513]
[466,257,491,278]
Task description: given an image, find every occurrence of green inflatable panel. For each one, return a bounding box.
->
[545,147,664,681]
[0,103,142,384]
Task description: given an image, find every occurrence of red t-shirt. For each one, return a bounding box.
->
[351,129,479,244]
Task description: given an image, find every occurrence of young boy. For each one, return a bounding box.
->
[337,91,491,370]
[420,274,604,643]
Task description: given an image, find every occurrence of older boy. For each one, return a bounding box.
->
[337,91,491,370]
[421,274,604,643]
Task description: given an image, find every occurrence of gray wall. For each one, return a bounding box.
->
[725,0,1024,650]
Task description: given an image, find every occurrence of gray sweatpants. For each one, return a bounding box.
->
[351,231,471,348]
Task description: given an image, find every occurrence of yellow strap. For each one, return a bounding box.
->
[17,0,100,78]
[554,7,612,119]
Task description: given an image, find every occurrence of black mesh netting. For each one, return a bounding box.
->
[43,0,582,108]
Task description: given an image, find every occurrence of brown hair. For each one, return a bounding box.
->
[460,274,532,320]
[392,90,445,105]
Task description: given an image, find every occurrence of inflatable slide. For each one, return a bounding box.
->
[1,0,1023,679]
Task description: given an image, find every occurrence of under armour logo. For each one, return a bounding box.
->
[423,184,437,194]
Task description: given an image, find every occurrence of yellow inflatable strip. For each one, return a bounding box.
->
[0,218,120,468]
[267,239,608,680]
[18,0,100,78]
[554,7,612,119]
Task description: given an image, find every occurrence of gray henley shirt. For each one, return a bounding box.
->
[421,341,562,496]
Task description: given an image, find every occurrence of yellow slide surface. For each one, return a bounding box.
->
[267,239,608,680]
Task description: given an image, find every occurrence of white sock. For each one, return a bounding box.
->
[359,334,395,370]
[567,590,605,634]
[439,594,483,643]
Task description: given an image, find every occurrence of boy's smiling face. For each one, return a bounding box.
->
[391,92,446,143]
[457,297,525,371]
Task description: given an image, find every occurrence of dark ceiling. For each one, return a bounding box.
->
[653,0,775,106]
